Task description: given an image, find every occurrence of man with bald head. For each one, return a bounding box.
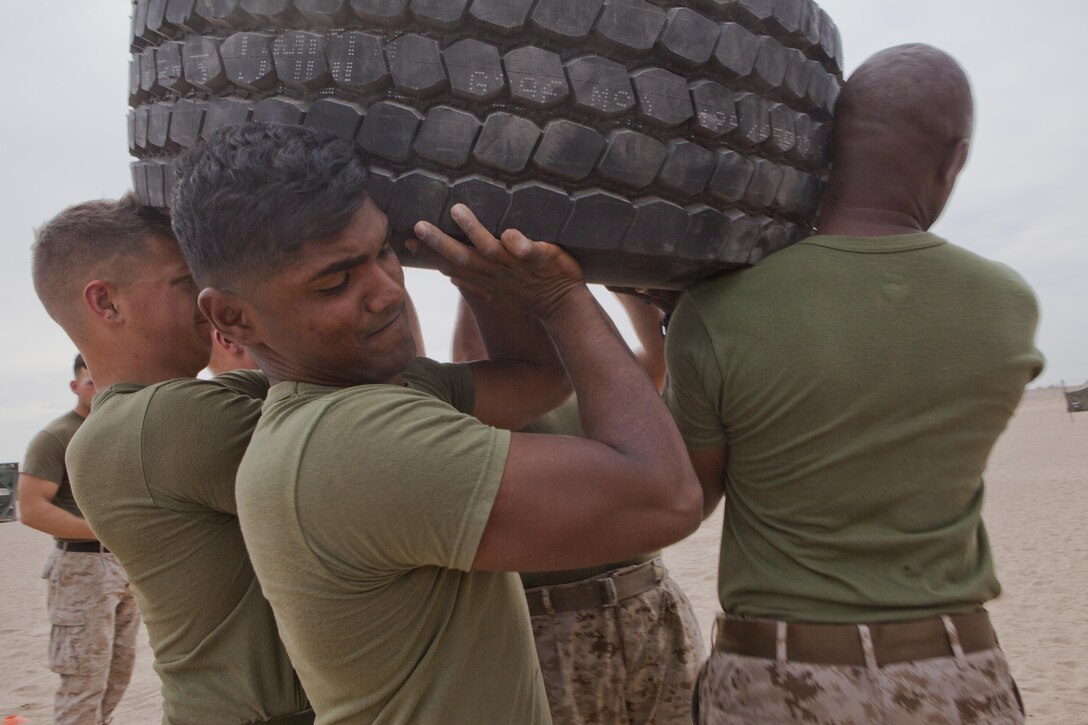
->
[665,45,1041,722]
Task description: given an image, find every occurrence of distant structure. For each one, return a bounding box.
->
[1062,380,1088,413]
[0,462,17,522]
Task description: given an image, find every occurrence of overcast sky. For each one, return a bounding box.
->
[0,1,1084,461]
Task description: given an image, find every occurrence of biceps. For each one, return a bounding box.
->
[472,433,679,572]
[17,475,60,508]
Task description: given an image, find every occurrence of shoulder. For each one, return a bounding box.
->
[144,376,264,415]
[934,243,1041,320]
[39,411,82,443]
[405,356,470,390]
[24,425,66,464]
[686,243,813,307]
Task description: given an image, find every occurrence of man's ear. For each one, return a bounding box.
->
[199,288,261,347]
[940,138,970,192]
[83,280,122,323]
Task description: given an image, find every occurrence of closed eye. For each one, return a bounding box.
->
[317,272,350,295]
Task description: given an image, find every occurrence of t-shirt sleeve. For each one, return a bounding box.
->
[664,295,729,450]
[21,429,66,486]
[141,380,263,515]
[299,390,509,573]
[403,357,476,414]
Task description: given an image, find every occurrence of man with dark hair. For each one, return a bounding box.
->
[19,353,140,725]
[172,121,702,723]
[665,44,1042,721]
[33,195,312,723]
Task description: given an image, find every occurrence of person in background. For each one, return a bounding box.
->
[664,44,1042,722]
[453,292,705,724]
[207,329,258,376]
[18,353,140,725]
[31,195,312,724]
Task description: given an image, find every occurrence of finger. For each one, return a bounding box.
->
[498,229,537,261]
[414,221,477,269]
[450,205,503,261]
[405,238,454,272]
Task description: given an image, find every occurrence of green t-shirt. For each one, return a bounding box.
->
[21,410,93,543]
[518,397,656,590]
[237,358,549,725]
[66,371,308,723]
[665,233,1044,623]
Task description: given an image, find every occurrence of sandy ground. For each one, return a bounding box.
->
[0,388,1084,723]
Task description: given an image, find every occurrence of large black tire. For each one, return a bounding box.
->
[128,0,843,287]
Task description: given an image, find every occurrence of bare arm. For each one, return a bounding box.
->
[465,292,571,430]
[412,206,702,572]
[405,293,426,358]
[688,445,727,519]
[451,297,486,363]
[615,292,666,391]
[17,474,97,540]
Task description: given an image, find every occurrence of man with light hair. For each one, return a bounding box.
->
[32,194,312,723]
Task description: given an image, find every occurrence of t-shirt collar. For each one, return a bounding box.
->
[799,232,946,254]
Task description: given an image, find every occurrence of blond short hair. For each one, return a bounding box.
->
[32,194,174,331]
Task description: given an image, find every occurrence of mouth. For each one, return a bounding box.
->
[366,308,405,339]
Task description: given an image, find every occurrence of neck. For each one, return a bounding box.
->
[263,370,405,389]
[74,403,90,418]
[817,205,930,238]
[85,353,198,390]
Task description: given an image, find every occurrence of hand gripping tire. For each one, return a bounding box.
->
[127,0,843,287]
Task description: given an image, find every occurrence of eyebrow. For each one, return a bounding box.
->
[309,253,371,282]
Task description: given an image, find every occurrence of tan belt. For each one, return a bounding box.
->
[714,610,998,667]
[525,559,664,616]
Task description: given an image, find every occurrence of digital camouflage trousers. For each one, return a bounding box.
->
[695,618,1025,724]
[43,549,141,725]
[530,568,705,725]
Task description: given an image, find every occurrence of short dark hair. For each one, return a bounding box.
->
[33,194,174,329]
[74,354,87,378]
[172,122,371,287]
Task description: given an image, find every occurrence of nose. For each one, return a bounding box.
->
[364,263,405,315]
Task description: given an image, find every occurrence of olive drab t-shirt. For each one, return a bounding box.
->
[21,410,94,543]
[518,396,657,590]
[65,371,308,723]
[237,358,550,725]
[665,233,1045,623]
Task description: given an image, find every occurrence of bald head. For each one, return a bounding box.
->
[820,44,975,235]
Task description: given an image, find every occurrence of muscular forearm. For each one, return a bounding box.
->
[543,287,690,483]
[465,292,562,371]
[20,500,97,540]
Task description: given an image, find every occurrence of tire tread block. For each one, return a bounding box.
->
[473,113,541,174]
[413,106,481,169]
[504,47,569,109]
[560,190,635,250]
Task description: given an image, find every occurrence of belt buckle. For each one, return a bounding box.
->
[598,577,619,607]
